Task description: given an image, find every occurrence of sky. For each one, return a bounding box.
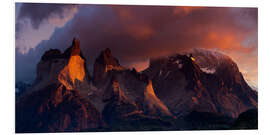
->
[15,3,258,89]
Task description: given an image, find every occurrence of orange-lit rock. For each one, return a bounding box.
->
[143,80,172,116]
[58,55,86,90]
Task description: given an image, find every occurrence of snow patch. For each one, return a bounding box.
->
[159,70,163,76]
[174,60,180,64]
[178,64,183,69]
[173,60,183,69]
[200,67,216,74]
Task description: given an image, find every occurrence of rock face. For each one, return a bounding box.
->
[58,38,89,92]
[102,76,141,124]
[143,80,172,116]
[16,38,103,133]
[143,49,257,118]
[93,48,124,87]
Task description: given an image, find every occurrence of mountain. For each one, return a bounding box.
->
[16,38,258,132]
[16,38,103,133]
[143,49,257,118]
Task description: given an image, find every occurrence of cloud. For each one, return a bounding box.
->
[15,3,79,53]
[15,5,257,88]
[17,3,78,29]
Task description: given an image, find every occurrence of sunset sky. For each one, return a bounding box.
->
[15,3,258,89]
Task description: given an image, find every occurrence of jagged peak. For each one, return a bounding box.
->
[95,48,120,66]
[62,37,86,60]
[103,48,113,58]
[93,48,125,85]
[70,37,81,56]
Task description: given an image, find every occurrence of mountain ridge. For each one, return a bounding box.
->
[16,38,258,132]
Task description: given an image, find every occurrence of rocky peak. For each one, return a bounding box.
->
[41,49,62,61]
[97,48,120,66]
[58,38,90,91]
[103,48,113,59]
[144,54,202,86]
[70,37,81,56]
[33,38,91,93]
[93,48,124,86]
[62,37,86,60]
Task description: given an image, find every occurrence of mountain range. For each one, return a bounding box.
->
[16,38,258,132]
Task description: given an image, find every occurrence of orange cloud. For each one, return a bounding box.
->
[113,6,155,40]
[204,31,255,54]
[127,25,154,40]
[124,60,149,72]
[173,6,204,15]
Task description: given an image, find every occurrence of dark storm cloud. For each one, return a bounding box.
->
[17,3,78,29]
[66,6,257,63]
[15,4,257,84]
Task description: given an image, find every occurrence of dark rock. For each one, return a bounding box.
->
[231,109,258,129]
[16,83,104,133]
[41,49,61,61]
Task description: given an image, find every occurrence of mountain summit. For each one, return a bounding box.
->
[58,38,89,91]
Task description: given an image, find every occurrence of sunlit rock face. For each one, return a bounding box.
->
[58,39,87,90]
[143,80,172,117]
[30,38,92,95]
